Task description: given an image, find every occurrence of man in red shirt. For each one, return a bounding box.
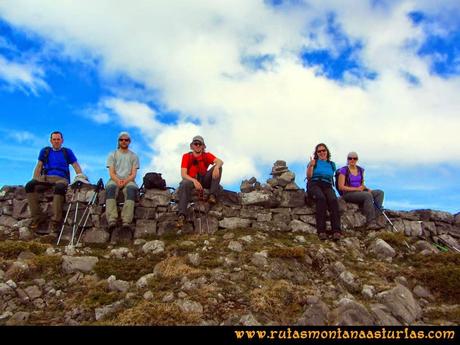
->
[177,135,224,227]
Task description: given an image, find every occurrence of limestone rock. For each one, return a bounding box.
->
[62,256,99,274]
[219,217,251,229]
[330,298,374,325]
[142,240,165,255]
[377,284,422,324]
[370,239,396,259]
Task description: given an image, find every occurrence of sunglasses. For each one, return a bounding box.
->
[192,142,202,146]
[348,157,358,161]
[119,138,130,142]
[317,149,327,153]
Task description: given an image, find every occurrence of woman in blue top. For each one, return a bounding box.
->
[306,143,342,240]
[337,151,384,229]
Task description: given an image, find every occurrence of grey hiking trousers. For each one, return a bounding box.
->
[342,189,384,222]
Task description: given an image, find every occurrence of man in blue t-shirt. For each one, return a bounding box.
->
[25,131,85,234]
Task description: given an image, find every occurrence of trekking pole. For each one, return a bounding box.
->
[75,179,104,246]
[374,202,410,249]
[57,186,78,245]
[68,181,83,247]
[438,237,460,253]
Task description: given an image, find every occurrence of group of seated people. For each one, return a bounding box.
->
[307,143,384,241]
[24,132,383,241]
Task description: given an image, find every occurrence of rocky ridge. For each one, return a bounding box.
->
[0,160,459,325]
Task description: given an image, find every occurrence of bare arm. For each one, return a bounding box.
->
[338,173,365,192]
[32,161,43,179]
[71,162,83,175]
[306,158,316,180]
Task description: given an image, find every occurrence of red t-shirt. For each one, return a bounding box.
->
[181,152,216,178]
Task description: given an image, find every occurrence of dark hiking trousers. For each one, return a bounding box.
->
[178,166,222,216]
[307,180,341,234]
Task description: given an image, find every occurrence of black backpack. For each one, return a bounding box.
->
[143,172,167,190]
[41,146,72,179]
[335,166,364,196]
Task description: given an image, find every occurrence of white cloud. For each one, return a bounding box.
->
[0,0,459,187]
[0,55,49,94]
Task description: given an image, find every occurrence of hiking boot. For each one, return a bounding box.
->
[332,232,342,241]
[318,232,328,241]
[208,194,217,205]
[176,214,186,228]
[48,221,62,234]
[30,216,47,230]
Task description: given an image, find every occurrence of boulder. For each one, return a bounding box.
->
[62,256,99,274]
[376,284,422,324]
[219,217,251,229]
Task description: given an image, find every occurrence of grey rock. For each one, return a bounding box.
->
[251,252,268,267]
[377,284,422,324]
[413,285,434,300]
[18,227,33,240]
[13,199,30,219]
[290,219,316,234]
[110,247,130,259]
[362,285,375,299]
[219,217,251,229]
[228,241,243,252]
[285,182,300,190]
[330,298,374,326]
[141,189,171,207]
[143,291,154,300]
[240,191,280,208]
[187,253,201,267]
[0,283,15,296]
[95,301,124,321]
[278,171,296,186]
[279,190,306,208]
[142,240,165,254]
[5,311,30,325]
[223,232,234,240]
[256,213,272,222]
[370,239,396,259]
[415,240,436,253]
[294,235,306,243]
[394,276,408,287]
[339,271,362,293]
[0,215,17,228]
[24,285,42,300]
[370,304,402,326]
[134,219,157,239]
[176,299,203,315]
[62,256,99,274]
[136,273,155,289]
[5,261,29,280]
[82,228,110,244]
[239,313,261,326]
[107,276,130,293]
[162,292,175,303]
[298,299,330,325]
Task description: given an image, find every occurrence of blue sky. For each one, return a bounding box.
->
[0,1,459,213]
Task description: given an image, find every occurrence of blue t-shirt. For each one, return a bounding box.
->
[338,166,364,187]
[38,147,77,181]
[311,160,336,184]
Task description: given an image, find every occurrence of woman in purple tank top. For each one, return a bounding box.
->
[337,151,385,229]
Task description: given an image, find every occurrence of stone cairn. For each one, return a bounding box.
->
[0,161,459,249]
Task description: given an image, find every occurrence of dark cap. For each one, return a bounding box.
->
[192,135,205,145]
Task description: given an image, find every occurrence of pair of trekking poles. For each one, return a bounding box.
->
[57,178,104,247]
[374,202,460,253]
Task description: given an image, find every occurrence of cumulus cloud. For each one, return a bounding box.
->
[0,0,459,186]
[0,55,49,94]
